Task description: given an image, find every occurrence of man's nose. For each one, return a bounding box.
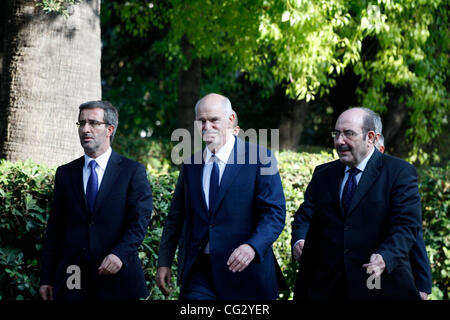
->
[81,123,91,133]
[335,133,346,144]
[203,120,212,131]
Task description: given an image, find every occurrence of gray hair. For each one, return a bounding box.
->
[344,107,379,142]
[79,100,119,142]
[373,112,383,134]
[358,107,377,136]
[194,94,233,117]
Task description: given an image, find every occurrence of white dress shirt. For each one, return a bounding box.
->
[202,135,235,253]
[83,147,112,194]
[339,146,375,200]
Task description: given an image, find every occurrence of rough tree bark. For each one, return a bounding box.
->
[0,0,101,166]
[382,87,410,157]
[177,37,201,138]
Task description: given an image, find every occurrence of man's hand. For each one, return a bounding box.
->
[39,285,53,300]
[419,292,428,300]
[98,254,123,275]
[227,244,255,273]
[156,267,172,296]
[362,253,386,277]
[293,240,305,262]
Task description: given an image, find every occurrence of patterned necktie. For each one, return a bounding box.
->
[209,154,220,214]
[86,160,98,213]
[342,167,360,215]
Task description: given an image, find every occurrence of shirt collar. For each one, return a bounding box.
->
[84,147,112,171]
[204,135,236,164]
[345,146,375,173]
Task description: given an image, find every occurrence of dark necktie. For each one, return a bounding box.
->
[86,160,98,213]
[342,167,360,215]
[209,154,220,214]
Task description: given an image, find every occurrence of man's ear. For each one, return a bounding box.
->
[367,131,376,144]
[229,113,235,127]
[375,132,381,144]
[107,125,115,137]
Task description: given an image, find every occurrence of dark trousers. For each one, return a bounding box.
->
[328,271,348,300]
[179,254,218,300]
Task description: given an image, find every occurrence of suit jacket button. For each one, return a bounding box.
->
[344,249,350,254]
[209,224,214,228]
[344,226,350,231]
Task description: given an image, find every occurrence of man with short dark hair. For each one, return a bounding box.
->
[292,107,423,300]
[39,100,152,300]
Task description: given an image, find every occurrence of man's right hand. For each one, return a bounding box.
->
[39,285,54,300]
[293,240,305,262]
[156,267,172,296]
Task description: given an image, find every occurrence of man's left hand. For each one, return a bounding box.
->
[419,292,428,300]
[363,253,386,277]
[227,244,255,273]
[98,254,123,275]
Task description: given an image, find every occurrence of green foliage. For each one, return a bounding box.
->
[101,1,180,140]
[257,0,449,156]
[275,149,337,299]
[418,162,450,299]
[35,0,78,16]
[0,154,449,300]
[140,170,180,300]
[111,0,449,160]
[0,160,54,300]
[113,136,176,175]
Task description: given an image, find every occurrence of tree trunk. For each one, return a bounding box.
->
[177,37,201,137]
[0,0,101,166]
[382,87,410,157]
[279,98,310,150]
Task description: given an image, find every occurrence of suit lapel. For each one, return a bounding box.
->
[331,160,346,216]
[71,156,89,221]
[346,148,382,218]
[211,137,244,216]
[93,151,122,214]
[194,158,210,222]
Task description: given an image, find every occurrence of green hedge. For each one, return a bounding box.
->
[418,164,450,299]
[0,153,449,300]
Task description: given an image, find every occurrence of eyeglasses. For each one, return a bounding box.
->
[331,129,363,140]
[76,120,110,128]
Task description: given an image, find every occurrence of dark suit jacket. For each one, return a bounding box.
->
[40,151,152,300]
[292,148,426,300]
[157,137,287,299]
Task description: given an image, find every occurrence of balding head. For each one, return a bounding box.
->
[195,93,235,153]
[334,107,376,167]
[195,93,232,118]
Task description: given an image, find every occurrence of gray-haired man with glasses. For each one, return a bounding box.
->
[292,107,427,300]
[39,101,152,300]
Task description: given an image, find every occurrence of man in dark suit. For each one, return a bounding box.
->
[373,131,431,299]
[39,101,152,300]
[156,93,286,300]
[292,107,424,300]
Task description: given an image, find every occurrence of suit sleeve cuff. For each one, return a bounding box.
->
[245,242,262,263]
